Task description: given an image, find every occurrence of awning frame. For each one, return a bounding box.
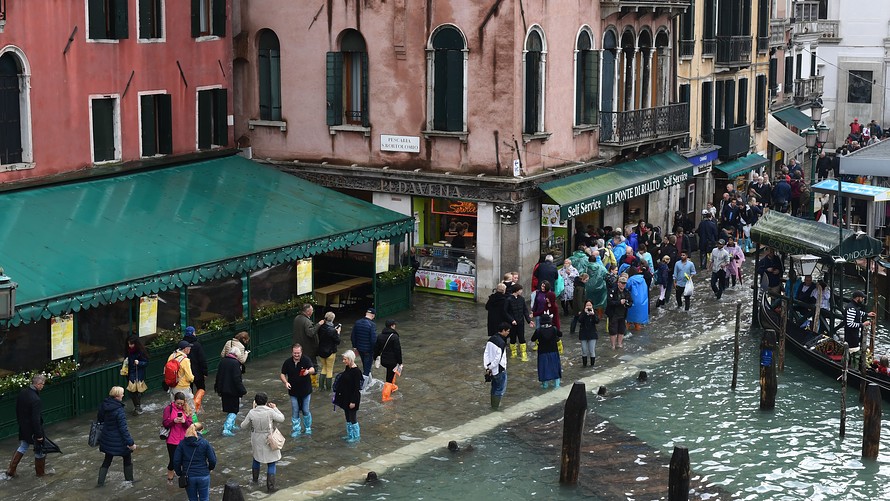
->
[750,211,883,262]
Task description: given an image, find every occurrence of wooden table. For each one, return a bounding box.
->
[314,277,372,307]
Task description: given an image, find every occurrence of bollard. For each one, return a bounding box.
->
[222,480,245,501]
[732,301,741,390]
[759,329,777,410]
[597,386,607,396]
[862,383,882,460]
[841,343,849,438]
[638,371,648,382]
[668,445,690,501]
[778,299,787,372]
[559,382,588,485]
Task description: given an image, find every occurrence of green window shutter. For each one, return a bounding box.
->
[212,0,226,37]
[190,0,201,38]
[444,50,463,132]
[92,99,115,162]
[326,52,343,126]
[158,94,173,154]
[138,0,150,39]
[360,52,369,127]
[140,95,157,157]
[88,0,106,39]
[258,48,271,120]
[197,90,212,149]
[214,88,228,146]
[524,52,540,134]
[270,48,281,121]
[584,50,600,124]
[114,0,129,39]
[433,50,448,130]
[575,53,584,125]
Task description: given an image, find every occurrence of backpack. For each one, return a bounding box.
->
[163,354,184,388]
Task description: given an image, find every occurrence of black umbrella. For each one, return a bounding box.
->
[35,436,62,455]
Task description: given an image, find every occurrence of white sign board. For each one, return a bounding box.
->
[380,135,420,153]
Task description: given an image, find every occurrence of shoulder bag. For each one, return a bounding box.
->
[87,420,103,447]
[266,414,286,450]
[484,342,507,383]
[374,334,394,369]
[179,445,197,488]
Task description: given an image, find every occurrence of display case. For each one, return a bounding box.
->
[414,244,477,299]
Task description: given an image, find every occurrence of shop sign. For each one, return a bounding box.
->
[375,241,391,274]
[139,295,159,337]
[414,269,476,294]
[380,135,420,153]
[688,149,719,167]
[296,258,313,295]
[50,314,74,360]
[430,199,477,217]
[541,204,566,227]
[563,168,693,220]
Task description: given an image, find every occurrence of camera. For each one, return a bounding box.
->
[336,323,342,329]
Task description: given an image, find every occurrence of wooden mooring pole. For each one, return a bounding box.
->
[841,343,849,438]
[668,445,690,501]
[863,383,882,460]
[731,301,741,390]
[559,382,588,484]
[760,329,777,410]
[778,298,788,372]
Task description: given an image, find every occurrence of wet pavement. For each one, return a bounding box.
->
[0,276,756,501]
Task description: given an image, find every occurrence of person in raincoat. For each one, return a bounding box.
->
[725,237,745,287]
[585,259,609,319]
[626,270,649,330]
[558,258,579,315]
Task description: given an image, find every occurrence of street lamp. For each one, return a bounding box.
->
[805,100,829,219]
[791,254,822,278]
[0,267,18,322]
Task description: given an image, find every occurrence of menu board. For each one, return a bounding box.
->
[296,258,313,295]
[50,315,74,360]
[138,295,159,337]
[375,241,390,274]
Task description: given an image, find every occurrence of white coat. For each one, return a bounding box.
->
[241,404,285,463]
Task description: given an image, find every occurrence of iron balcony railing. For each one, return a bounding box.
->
[715,35,752,67]
[714,124,751,160]
[599,102,689,146]
[679,40,695,58]
[702,38,716,56]
[757,36,769,53]
[793,75,824,104]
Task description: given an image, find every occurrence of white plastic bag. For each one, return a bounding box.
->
[683,280,694,297]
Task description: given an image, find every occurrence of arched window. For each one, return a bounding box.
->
[637,30,652,109]
[429,26,466,132]
[0,50,31,167]
[601,30,617,115]
[524,28,546,135]
[327,30,369,127]
[620,30,636,111]
[257,30,281,121]
[574,29,599,127]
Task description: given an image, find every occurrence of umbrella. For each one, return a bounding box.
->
[35,436,62,455]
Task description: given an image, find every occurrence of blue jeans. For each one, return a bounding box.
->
[289,394,311,419]
[580,339,597,358]
[358,350,373,379]
[253,459,276,474]
[186,474,210,501]
[490,371,507,397]
[16,440,46,459]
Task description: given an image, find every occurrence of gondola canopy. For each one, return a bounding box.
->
[751,211,883,262]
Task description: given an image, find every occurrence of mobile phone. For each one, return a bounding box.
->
[336,323,342,329]
[177,412,183,418]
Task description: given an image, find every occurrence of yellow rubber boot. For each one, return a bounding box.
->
[557,340,564,355]
[532,340,539,351]
[510,344,518,359]
[520,344,529,362]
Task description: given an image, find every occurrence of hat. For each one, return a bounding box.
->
[185,326,196,337]
[854,118,859,122]
[618,276,628,283]
[366,307,377,315]
[385,319,396,328]
[852,290,866,300]
[540,314,552,324]
[178,340,193,350]
[718,239,726,246]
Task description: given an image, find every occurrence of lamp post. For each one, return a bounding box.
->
[804,101,830,219]
[0,267,18,323]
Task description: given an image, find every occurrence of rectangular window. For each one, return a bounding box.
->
[768,58,777,94]
[754,75,766,130]
[784,56,793,93]
[197,88,228,149]
[848,70,873,104]
[138,0,163,40]
[140,93,172,157]
[714,80,725,130]
[701,81,713,143]
[91,96,119,163]
[191,0,225,38]
[88,0,129,40]
[737,78,748,125]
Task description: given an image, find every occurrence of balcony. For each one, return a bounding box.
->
[714,124,750,160]
[599,103,689,149]
[702,38,716,57]
[770,19,788,47]
[679,39,695,59]
[600,0,691,18]
[818,20,840,43]
[715,36,752,68]
[793,75,824,105]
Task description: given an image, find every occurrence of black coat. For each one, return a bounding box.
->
[485,291,507,335]
[214,355,247,397]
[334,366,363,410]
[575,310,599,340]
[606,287,632,319]
[97,397,134,456]
[531,325,562,353]
[503,294,531,325]
[374,328,403,367]
[183,334,209,388]
[696,219,718,251]
[16,386,43,443]
[534,261,559,288]
[317,323,341,359]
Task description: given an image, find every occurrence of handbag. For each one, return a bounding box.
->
[179,446,197,488]
[88,420,103,447]
[374,333,394,369]
[120,359,129,377]
[484,343,507,383]
[266,415,286,450]
[159,426,170,440]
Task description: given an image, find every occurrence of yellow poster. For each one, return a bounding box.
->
[375,241,390,274]
[50,315,74,360]
[139,295,159,337]
[296,258,313,295]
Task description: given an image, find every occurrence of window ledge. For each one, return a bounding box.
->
[194,35,221,43]
[0,162,35,173]
[86,38,122,44]
[329,124,371,137]
[522,132,552,144]
[572,124,599,136]
[422,130,468,143]
[137,38,166,44]
[249,119,287,132]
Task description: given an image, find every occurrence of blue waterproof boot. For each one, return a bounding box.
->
[351,423,361,443]
[302,415,313,436]
[553,379,561,389]
[291,417,302,438]
[342,423,352,441]
[222,413,236,437]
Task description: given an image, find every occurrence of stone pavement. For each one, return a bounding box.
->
[0,283,752,501]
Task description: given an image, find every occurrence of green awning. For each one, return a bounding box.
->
[539,151,694,220]
[772,106,813,130]
[1,155,413,325]
[751,211,883,262]
[714,153,769,178]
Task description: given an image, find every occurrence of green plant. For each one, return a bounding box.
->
[377,266,414,287]
[147,328,180,349]
[199,316,233,334]
[253,294,315,321]
[0,357,80,395]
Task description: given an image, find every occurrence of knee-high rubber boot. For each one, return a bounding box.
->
[532,339,539,351]
[222,413,236,437]
[193,389,205,412]
[382,382,394,402]
[251,467,260,484]
[557,340,564,355]
[130,392,143,415]
[35,458,46,477]
[6,451,23,478]
[302,415,312,435]
[582,356,588,367]
[317,375,326,392]
[346,423,360,443]
[342,423,352,441]
[96,466,109,487]
[591,357,596,367]
[324,376,332,391]
[391,373,399,392]
[267,473,276,492]
[291,417,302,438]
[123,464,134,482]
[490,395,501,410]
[553,378,561,388]
[509,344,517,359]
[520,344,529,362]
[352,423,361,442]
[310,374,319,390]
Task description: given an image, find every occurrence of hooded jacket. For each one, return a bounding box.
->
[97,396,134,456]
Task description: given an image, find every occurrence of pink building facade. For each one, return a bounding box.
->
[0,0,233,185]
[234,0,689,299]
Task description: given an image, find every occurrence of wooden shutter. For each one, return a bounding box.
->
[326,52,343,126]
[214,88,228,146]
[190,0,201,38]
[360,52,369,127]
[444,50,463,131]
[701,81,713,140]
[584,50,600,125]
[724,79,735,127]
[158,94,173,154]
[737,79,748,125]
[0,56,22,164]
[755,75,766,129]
[114,0,129,39]
[432,50,448,130]
[270,48,281,121]
[524,52,540,134]
[197,90,212,149]
[140,95,157,157]
[212,0,226,37]
[92,99,115,162]
[258,48,271,120]
[88,0,106,39]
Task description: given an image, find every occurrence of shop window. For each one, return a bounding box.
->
[77,300,133,370]
[90,96,120,163]
[0,51,31,166]
[140,93,172,157]
[0,319,50,374]
[258,29,282,121]
[88,0,129,41]
[187,276,243,330]
[524,28,546,135]
[197,87,228,149]
[249,262,297,316]
[191,0,226,38]
[429,25,466,132]
[847,70,873,104]
[138,0,164,40]
[574,29,599,127]
[326,30,369,127]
